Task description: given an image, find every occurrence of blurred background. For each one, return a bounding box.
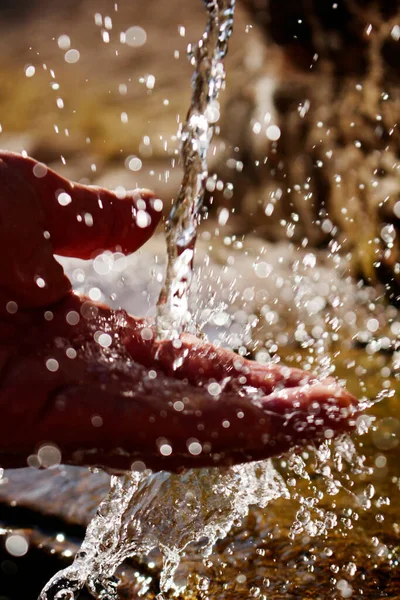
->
[0,0,257,198]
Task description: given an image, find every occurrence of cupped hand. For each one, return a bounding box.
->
[0,151,359,472]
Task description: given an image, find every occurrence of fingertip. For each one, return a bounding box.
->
[48,182,164,259]
[0,152,164,260]
[104,187,164,255]
[263,382,359,437]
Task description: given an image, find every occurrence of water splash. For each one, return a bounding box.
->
[156,0,236,340]
[286,434,373,541]
[38,431,379,599]
[39,460,288,599]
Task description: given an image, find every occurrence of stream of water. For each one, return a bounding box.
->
[40,460,287,599]
[156,0,235,340]
[39,431,375,600]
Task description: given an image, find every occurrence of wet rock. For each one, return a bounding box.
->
[0,467,109,526]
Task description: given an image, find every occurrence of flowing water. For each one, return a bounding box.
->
[39,431,378,600]
[40,460,288,599]
[156,0,235,340]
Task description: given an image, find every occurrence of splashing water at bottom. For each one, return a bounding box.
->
[40,460,287,599]
[39,432,372,600]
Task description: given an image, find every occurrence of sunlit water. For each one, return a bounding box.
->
[156,0,235,339]
[40,460,285,599]
[39,432,377,600]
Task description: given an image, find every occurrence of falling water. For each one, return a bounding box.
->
[38,431,376,600]
[156,0,236,340]
[39,461,289,599]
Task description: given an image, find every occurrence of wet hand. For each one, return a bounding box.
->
[0,151,359,472]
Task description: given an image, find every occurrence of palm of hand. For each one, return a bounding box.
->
[0,151,358,472]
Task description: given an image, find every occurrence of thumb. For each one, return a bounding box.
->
[0,152,164,260]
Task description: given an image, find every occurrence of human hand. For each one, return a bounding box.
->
[0,151,359,472]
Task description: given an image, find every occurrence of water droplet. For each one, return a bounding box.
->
[136,210,151,228]
[160,444,173,457]
[58,35,71,50]
[38,444,62,468]
[5,534,29,557]
[64,49,80,64]
[208,382,221,396]
[266,124,281,141]
[25,65,35,77]
[254,261,272,278]
[372,418,400,450]
[141,327,153,341]
[391,24,400,41]
[218,207,229,226]
[126,155,142,171]
[66,311,80,326]
[336,579,353,598]
[145,74,156,90]
[197,577,209,590]
[125,26,147,47]
[6,301,18,314]
[33,162,48,178]
[46,358,59,372]
[187,440,202,455]
[89,287,102,301]
[97,333,112,348]
[151,198,163,212]
[57,191,72,206]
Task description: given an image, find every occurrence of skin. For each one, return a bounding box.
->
[0,151,359,473]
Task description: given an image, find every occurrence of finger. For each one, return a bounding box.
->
[0,357,358,472]
[34,386,357,472]
[0,151,163,259]
[0,156,71,308]
[0,300,359,472]
[258,382,357,443]
[122,326,320,391]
